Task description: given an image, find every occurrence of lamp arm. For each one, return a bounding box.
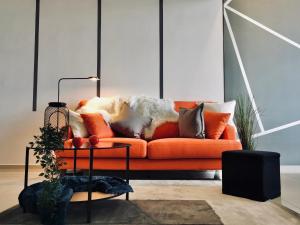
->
[57,77,90,103]
[57,78,63,103]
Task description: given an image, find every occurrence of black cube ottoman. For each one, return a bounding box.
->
[222,150,281,201]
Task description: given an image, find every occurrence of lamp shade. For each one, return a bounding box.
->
[44,102,69,140]
[88,76,100,81]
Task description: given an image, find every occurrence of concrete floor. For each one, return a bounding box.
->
[0,168,299,225]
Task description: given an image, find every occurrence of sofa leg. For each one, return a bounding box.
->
[214,170,221,180]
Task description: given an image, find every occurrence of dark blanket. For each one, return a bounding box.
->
[19,176,133,218]
[60,176,133,195]
[19,182,73,225]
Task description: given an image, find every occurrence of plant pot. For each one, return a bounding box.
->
[37,182,73,225]
[39,206,66,225]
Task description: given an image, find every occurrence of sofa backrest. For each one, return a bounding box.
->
[152,101,234,140]
[174,101,198,112]
[74,99,236,140]
[76,99,200,111]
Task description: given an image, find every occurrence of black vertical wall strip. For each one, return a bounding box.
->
[32,0,40,111]
[97,0,102,97]
[159,0,163,99]
[222,0,225,102]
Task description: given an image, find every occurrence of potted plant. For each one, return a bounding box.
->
[234,96,258,150]
[30,125,70,225]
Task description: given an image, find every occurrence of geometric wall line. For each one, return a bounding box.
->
[224,0,300,164]
[254,120,300,138]
[229,0,300,44]
[224,3,300,138]
[224,8,265,132]
[225,5,300,49]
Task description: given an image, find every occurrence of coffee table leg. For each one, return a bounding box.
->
[24,147,30,190]
[23,147,30,213]
[126,146,130,200]
[87,147,94,223]
[73,148,77,175]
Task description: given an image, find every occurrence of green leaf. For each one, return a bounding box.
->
[31,124,66,182]
[234,96,258,150]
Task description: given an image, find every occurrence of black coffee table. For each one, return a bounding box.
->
[24,142,131,223]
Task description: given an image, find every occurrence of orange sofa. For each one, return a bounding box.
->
[59,101,242,171]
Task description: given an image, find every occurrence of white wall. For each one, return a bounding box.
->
[101,0,159,97]
[0,0,223,165]
[38,0,98,108]
[0,0,39,165]
[164,0,223,101]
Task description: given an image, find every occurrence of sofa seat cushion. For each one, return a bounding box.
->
[147,138,242,159]
[58,138,147,159]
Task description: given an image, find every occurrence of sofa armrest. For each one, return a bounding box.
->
[221,124,237,140]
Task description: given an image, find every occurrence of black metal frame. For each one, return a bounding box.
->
[222,0,225,102]
[32,0,40,111]
[87,170,220,180]
[159,0,164,99]
[24,143,131,223]
[97,0,102,97]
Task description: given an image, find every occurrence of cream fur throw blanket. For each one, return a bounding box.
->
[76,96,179,139]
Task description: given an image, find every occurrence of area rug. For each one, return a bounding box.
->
[0,200,223,225]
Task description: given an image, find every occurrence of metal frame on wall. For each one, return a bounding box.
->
[222,0,225,102]
[159,0,164,99]
[97,0,101,97]
[32,0,40,111]
[31,0,224,110]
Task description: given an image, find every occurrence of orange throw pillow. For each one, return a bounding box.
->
[151,122,179,140]
[75,99,88,110]
[81,113,114,138]
[204,111,230,139]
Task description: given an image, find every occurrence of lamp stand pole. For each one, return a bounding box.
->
[56,77,98,131]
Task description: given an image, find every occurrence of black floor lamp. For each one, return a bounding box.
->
[44,76,99,137]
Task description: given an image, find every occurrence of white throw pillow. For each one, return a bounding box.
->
[69,110,89,138]
[204,100,236,129]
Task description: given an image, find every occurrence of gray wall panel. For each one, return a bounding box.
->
[230,0,300,43]
[224,0,300,164]
[224,25,247,99]
[258,126,300,165]
[228,10,300,130]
